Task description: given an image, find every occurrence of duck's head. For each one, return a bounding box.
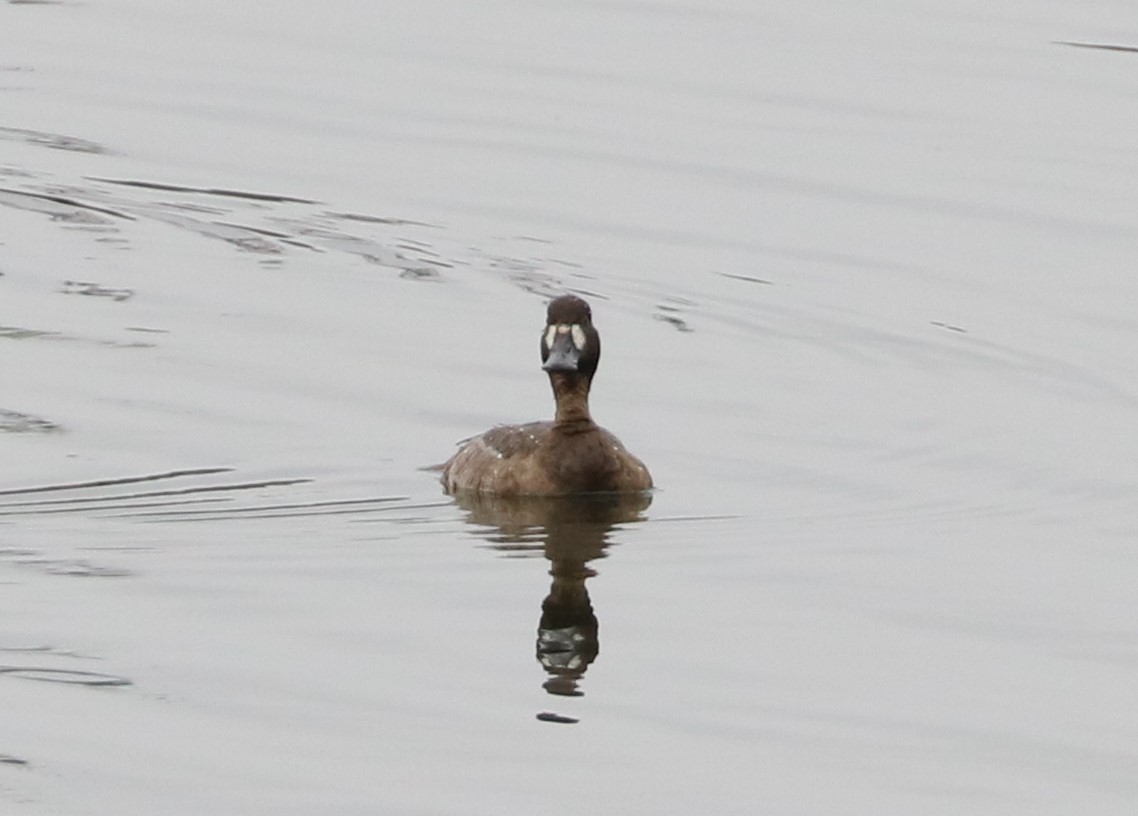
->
[541,294,601,380]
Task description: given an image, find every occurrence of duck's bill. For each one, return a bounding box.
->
[542,325,582,372]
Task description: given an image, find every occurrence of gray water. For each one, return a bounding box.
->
[3,1,1138,813]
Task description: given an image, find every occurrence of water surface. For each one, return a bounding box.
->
[3,1,1138,813]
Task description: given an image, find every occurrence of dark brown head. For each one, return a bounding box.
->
[540,295,601,381]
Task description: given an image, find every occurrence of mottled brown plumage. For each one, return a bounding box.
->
[442,295,653,496]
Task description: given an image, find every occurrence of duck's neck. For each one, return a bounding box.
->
[549,372,594,429]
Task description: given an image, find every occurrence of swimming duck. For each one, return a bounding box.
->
[442,294,653,496]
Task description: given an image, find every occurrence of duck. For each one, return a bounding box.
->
[442,294,653,496]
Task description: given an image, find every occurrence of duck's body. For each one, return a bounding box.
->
[442,295,652,496]
[442,420,652,495]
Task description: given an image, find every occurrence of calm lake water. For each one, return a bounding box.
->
[3,1,1138,813]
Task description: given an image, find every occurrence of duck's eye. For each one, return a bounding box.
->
[571,324,587,350]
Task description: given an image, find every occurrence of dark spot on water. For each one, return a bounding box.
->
[719,271,773,285]
[0,667,132,686]
[654,312,692,332]
[542,257,584,270]
[15,558,133,578]
[654,309,693,333]
[653,297,697,333]
[0,645,95,659]
[214,221,293,241]
[0,467,235,497]
[86,177,319,204]
[155,200,227,215]
[325,211,438,227]
[931,320,967,333]
[121,493,407,522]
[136,208,291,254]
[0,408,59,433]
[0,325,59,340]
[536,711,579,724]
[424,257,454,269]
[0,755,28,767]
[279,238,319,251]
[1054,41,1138,54]
[492,264,565,298]
[0,126,107,153]
[394,238,433,250]
[229,234,283,254]
[0,186,132,220]
[0,476,312,508]
[59,280,135,302]
[400,267,441,281]
[0,323,152,349]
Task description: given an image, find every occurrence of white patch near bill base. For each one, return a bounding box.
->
[547,322,586,350]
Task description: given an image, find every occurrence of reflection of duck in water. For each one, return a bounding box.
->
[442,295,653,496]
[452,491,651,715]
